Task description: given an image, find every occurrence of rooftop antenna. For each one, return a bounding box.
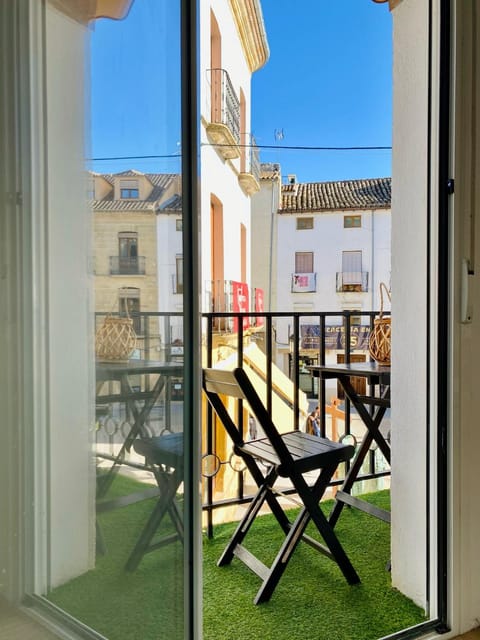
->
[274,128,284,142]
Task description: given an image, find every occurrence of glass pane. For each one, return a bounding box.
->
[35,2,185,639]
[201,1,436,639]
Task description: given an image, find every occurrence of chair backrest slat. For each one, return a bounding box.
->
[203,368,246,446]
[202,369,247,400]
[202,367,294,466]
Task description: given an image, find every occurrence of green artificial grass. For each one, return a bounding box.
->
[48,475,426,640]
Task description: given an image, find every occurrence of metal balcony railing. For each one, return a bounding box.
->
[247,134,260,181]
[208,68,240,144]
[94,308,391,538]
[336,271,369,292]
[109,256,146,275]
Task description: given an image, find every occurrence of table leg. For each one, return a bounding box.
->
[328,375,391,526]
[96,373,167,499]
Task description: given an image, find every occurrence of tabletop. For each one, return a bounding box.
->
[96,359,183,382]
[308,361,391,384]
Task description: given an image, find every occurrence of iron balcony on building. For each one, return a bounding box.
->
[109,256,146,275]
[205,68,241,160]
[336,271,369,293]
[238,134,261,195]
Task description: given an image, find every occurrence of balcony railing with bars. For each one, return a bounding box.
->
[109,256,146,275]
[94,309,391,538]
[336,271,369,292]
[206,68,240,159]
[238,134,261,195]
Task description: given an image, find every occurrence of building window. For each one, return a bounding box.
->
[120,187,139,199]
[116,231,139,274]
[295,251,314,273]
[338,250,367,292]
[118,287,141,333]
[176,255,183,294]
[119,179,139,199]
[342,250,362,282]
[119,232,138,257]
[344,215,361,228]
[296,217,314,230]
[176,218,183,231]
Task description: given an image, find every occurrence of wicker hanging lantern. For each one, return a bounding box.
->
[369,282,391,366]
[95,303,137,362]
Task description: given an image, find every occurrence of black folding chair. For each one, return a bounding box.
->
[125,432,184,571]
[202,367,360,604]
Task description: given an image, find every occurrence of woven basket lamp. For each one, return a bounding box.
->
[369,282,391,366]
[95,314,137,362]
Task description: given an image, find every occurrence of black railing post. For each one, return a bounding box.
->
[318,314,327,438]
[237,317,245,500]
[266,315,273,416]
[344,313,351,437]
[292,315,300,429]
[205,314,214,538]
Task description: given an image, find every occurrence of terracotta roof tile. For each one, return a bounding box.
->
[90,171,180,212]
[281,177,391,213]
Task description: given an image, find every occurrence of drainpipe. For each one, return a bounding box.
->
[268,179,276,311]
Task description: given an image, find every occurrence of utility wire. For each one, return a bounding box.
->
[90,142,391,162]
[90,153,181,162]
[202,143,392,151]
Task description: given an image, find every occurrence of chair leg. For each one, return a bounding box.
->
[218,466,280,567]
[253,464,360,604]
[296,465,360,585]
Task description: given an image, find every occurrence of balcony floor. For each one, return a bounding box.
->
[43,475,428,640]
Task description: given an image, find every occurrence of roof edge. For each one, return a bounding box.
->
[229,0,270,72]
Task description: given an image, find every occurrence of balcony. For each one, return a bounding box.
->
[109,255,146,275]
[51,308,418,640]
[92,309,391,525]
[336,270,369,292]
[238,134,261,195]
[205,68,241,160]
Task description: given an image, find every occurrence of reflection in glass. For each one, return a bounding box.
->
[42,2,184,639]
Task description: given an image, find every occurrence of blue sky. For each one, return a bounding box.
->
[90,0,392,183]
[90,0,181,175]
[252,1,392,183]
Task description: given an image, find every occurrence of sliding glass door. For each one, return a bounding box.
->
[0,1,199,638]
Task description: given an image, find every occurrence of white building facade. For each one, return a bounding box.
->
[252,173,392,380]
[277,176,391,314]
[199,0,269,315]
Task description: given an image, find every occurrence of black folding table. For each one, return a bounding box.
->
[309,362,391,525]
[95,359,183,500]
